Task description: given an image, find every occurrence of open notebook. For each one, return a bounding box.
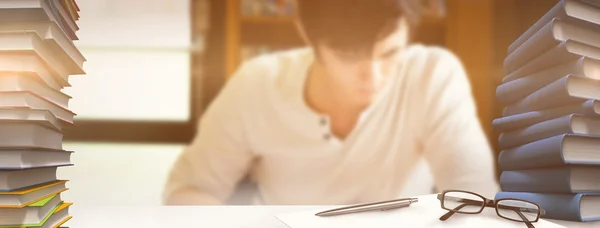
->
[275,194,565,228]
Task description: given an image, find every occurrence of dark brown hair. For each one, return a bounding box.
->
[297,0,421,56]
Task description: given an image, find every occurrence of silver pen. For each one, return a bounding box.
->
[315,198,419,217]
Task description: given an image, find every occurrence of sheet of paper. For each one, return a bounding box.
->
[275,194,566,228]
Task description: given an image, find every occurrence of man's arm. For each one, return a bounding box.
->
[420,48,500,199]
[162,61,257,205]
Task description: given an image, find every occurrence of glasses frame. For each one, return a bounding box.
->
[437,190,546,228]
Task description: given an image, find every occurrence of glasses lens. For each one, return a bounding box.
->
[442,191,485,213]
[497,199,540,222]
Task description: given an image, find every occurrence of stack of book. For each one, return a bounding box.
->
[0,0,85,227]
[493,0,600,223]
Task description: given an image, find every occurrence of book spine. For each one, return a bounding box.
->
[498,115,573,149]
[503,41,579,83]
[560,16,600,48]
[504,19,560,74]
[495,192,585,222]
[497,58,583,104]
[583,57,600,80]
[498,134,566,170]
[580,99,600,115]
[500,168,574,193]
[47,0,78,40]
[492,101,591,132]
[503,75,583,116]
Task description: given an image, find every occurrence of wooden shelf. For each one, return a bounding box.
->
[240,15,295,24]
[240,16,303,46]
[411,16,447,46]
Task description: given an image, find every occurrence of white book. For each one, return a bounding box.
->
[502,40,600,83]
[41,203,71,228]
[503,74,600,116]
[0,31,84,84]
[0,108,60,131]
[0,30,84,76]
[493,100,600,132]
[0,21,85,69]
[0,0,55,21]
[49,0,77,33]
[497,57,600,104]
[0,121,62,150]
[0,192,61,225]
[0,180,67,207]
[504,17,600,74]
[0,148,71,170]
[0,91,76,124]
[0,74,71,109]
[0,53,62,90]
[508,0,600,54]
[0,167,57,192]
[0,0,77,40]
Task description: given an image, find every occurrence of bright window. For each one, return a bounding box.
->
[63,0,192,121]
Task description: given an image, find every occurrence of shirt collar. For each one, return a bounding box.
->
[286,48,319,118]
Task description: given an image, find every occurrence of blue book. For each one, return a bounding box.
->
[504,16,600,79]
[503,74,600,116]
[0,167,58,192]
[493,100,600,132]
[497,57,600,104]
[495,192,600,222]
[498,134,600,170]
[503,40,600,84]
[498,114,600,149]
[500,166,600,193]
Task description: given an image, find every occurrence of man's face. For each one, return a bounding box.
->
[315,20,409,107]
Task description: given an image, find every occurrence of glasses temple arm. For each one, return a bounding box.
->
[439,203,469,221]
[512,209,535,228]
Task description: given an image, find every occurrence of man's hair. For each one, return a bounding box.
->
[297,0,421,56]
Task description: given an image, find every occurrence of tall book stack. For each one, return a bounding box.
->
[492,0,600,223]
[0,0,85,227]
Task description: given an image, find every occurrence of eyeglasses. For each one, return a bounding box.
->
[437,190,546,228]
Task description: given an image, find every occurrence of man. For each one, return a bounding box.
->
[163,0,499,205]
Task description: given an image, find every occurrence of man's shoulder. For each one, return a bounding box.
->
[229,47,312,95]
[235,48,312,81]
[401,44,471,95]
[403,44,466,80]
[404,44,462,68]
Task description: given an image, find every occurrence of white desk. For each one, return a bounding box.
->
[67,205,599,228]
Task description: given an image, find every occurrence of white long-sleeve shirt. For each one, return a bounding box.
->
[163,45,500,205]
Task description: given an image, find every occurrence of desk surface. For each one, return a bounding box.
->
[67,205,599,228]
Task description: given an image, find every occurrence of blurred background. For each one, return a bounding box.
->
[58,0,562,206]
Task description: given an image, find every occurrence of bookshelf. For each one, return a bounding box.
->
[240,16,295,24]
[240,17,302,46]
[225,0,303,78]
[223,0,451,79]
